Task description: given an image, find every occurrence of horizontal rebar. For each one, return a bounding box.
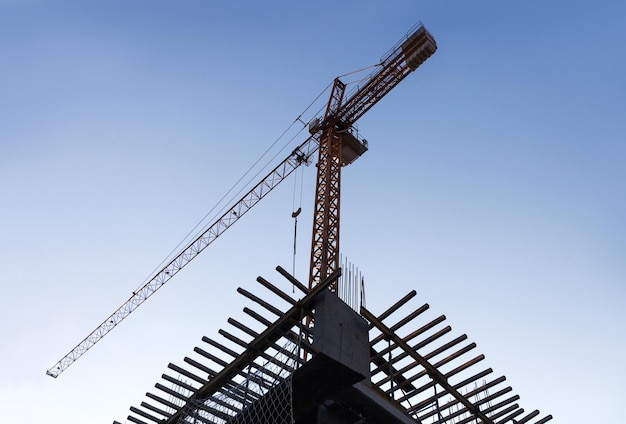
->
[369,291,418,329]
[145,391,179,411]
[275,265,309,294]
[126,414,149,424]
[237,287,283,316]
[370,303,430,345]
[161,373,197,394]
[202,336,240,359]
[256,276,297,306]
[140,401,171,420]
[129,406,161,424]
[167,363,207,385]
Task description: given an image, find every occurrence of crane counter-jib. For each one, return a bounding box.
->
[335,24,437,129]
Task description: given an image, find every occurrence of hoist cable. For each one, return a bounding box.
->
[336,62,382,79]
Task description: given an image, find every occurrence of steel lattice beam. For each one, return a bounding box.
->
[46,135,319,378]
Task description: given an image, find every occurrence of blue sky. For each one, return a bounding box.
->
[1,1,624,423]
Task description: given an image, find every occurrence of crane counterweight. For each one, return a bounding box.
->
[402,25,438,71]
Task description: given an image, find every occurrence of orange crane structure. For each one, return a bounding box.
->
[307,24,437,291]
[46,23,437,379]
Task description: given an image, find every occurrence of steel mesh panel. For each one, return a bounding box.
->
[177,340,298,424]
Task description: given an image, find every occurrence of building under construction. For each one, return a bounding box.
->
[45,22,552,424]
[118,265,552,424]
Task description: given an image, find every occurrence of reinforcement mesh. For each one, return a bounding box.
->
[177,339,299,424]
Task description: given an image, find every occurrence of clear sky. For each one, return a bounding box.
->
[1,1,624,423]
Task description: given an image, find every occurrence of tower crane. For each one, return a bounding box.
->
[46,23,437,378]
[307,24,437,290]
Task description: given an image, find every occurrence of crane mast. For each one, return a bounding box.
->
[308,80,347,292]
[307,23,437,290]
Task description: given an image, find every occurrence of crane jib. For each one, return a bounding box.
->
[45,135,319,378]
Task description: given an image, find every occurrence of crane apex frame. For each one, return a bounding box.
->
[46,22,437,378]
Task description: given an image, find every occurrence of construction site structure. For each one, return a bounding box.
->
[117,267,552,424]
[46,21,552,424]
